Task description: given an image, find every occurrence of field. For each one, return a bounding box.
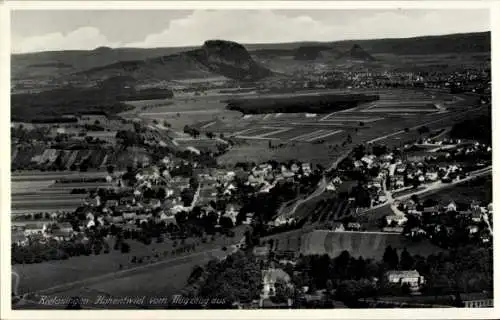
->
[263,229,443,260]
[12,226,248,310]
[120,88,484,168]
[217,140,350,167]
[11,171,115,214]
[215,89,479,166]
[420,175,492,205]
[12,146,152,171]
[356,204,394,231]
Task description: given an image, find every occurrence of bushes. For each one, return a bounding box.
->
[120,241,130,253]
[11,239,102,265]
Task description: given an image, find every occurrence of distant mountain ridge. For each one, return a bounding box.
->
[11,31,490,82]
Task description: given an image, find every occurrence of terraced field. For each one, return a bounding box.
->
[11,171,116,214]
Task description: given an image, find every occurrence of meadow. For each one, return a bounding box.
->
[12,226,247,296]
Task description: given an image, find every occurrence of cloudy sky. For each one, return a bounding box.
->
[11,9,490,54]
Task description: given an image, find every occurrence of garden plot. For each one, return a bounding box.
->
[264,126,321,140]
[304,130,344,142]
[320,114,385,123]
[362,108,437,113]
[234,126,292,140]
[289,129,344,142]
[174,138,224,153]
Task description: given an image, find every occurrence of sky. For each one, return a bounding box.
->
[11,9,490,54]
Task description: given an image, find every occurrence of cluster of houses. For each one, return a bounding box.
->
[196,161,315,228]
[386,198,493,243]
[247,162,313,189]
[345,136,492,211]
[419,69,491,94]
[12,221,76,247]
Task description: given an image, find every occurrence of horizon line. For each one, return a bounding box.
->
[11,30,491,55]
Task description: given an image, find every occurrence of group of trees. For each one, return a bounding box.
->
[188,251,263,306]
[116,130,144,148]
[285,244,493,306]
[226,94,379,114]
[183,125,201,138]
[450,114,491,145]
[11,235,111,265]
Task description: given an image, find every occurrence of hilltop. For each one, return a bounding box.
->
[13,40,272,83]
[337,44,375,61]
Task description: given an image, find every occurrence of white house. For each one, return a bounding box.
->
[332,176,343,185]
[326,182,336,191]
[385,270,425,288]
[261,268,292,299]
[385,215,408,226]
[24,224,47,237]
[467,225,479,234]
[446,201,457,212]
[395,178,405,188]
[86,219,96,229]
[301,163,312,174]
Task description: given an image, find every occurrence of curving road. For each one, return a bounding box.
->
[278,148,352,219]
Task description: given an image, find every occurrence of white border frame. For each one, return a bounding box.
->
[1,1,498,319]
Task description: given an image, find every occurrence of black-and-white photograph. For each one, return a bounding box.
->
[4,2,494,314]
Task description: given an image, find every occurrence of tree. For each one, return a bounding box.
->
[418,126,430,135]
[156,188,167,199]
[410,195,420,204]
[120,241,130,253]
[219,216,234,230]
[346,134,353,144]
[383,246,399,269]
[400,248,415,270]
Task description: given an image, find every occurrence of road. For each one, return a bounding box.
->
[278,148,352,219]
[394,166,491,201]
[280,176,327,219]
[357,166,492,218]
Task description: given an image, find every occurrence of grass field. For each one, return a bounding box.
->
[268,230,443,259]
[356,204,394,231]
[12,227,247,296]
[218,140,350,167]
[420,175,492,204]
